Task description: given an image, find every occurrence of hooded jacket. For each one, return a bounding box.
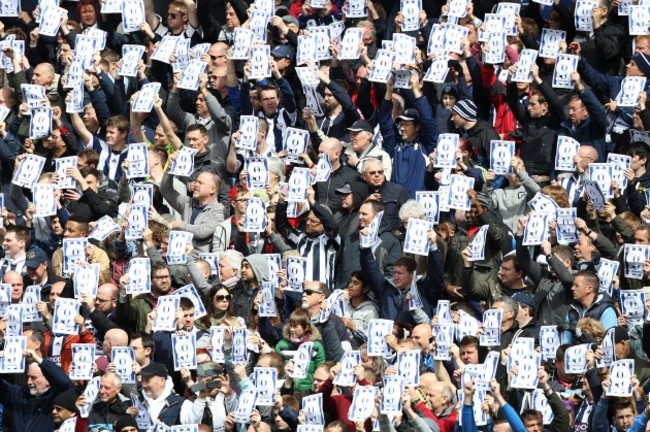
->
[624,170,650,215]
[232,254,269,327]
[567,292,618,328]
[464,119,501,169]
[275,324,326,392]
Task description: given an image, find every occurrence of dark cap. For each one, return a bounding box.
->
[53,389,79,412]
[25,248,48,269]
[511,291,535,310]
[140,362,168,378]
[197,361,224,377]
[396,108,420,122]
[336,183,352,194]
[115,415,139,431]
[271,44,294,60]
[442,85,458,98]
[347,120,373,133]
[614,326,630,343]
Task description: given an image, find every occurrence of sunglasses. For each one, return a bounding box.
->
[303,289,322,296]
[167,12,179,18]
[215,295,231,301]
[367,170,384,176]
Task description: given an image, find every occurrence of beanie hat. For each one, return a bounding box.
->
[452,99,478,122]
[52,390,79,413]
[632,53,650,77]
[115,415,139,431]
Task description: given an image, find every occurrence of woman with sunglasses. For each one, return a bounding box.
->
[199,285,243,329]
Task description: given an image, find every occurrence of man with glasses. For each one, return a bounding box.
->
[148,0,202,44]
[117,262,174,334]
[81,282,119,351]
[361,159,408,232]
[213,187,251,252]
[301,281,348,362]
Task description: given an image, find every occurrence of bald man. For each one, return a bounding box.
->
[415,376,458,432]
[3,270,23,303]
[315,138,360,213]
[82,283,119,342]
[559,145,599,207]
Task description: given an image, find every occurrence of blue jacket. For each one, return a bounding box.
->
[378,96,437,198]
[0,359,73,432]
[558,86,608,162]
[360,243,443,327]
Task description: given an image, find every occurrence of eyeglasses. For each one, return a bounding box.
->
[210,54,227,60]
[366,170,384,176]
[305,218,322,225]
[215,294,232,302]
[303,289,322,296]
[234,198,249,203]
[153,275,171,279]
[167,12,178,18]
[95,298,114,304]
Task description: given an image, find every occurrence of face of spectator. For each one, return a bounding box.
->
[49,283,65,307]
[26,262,47,283]
[571,275,592,304]
[130,337,149,365]
[323,88,339,112]
[350,130,372,154]
[83,105,99,130]
[64,221,86,238]
[459,343,479,364]
[574,234,595,261]
[340,192,354,210]
[225,4,240,30]
[52,404,75,424]
[84,173,99,193]
[636,37,650,54]
[3,231,25,256]
[450,111,468,129]
[614,408,635,431]
[497,260,521,287]
[463,23,478,44]
[568,99,588,126]
[4,271,23,302]
[363,161,385,188]
[218,257,238,281]
[154,125,168,148]
[32,64,53,87]
[392,265,412,290]
[79,4,97,27]
[441,94,456,109]
[301,282,325,310]
[304,211,324,236]
[398,120,419,142]
[212,288,231,313]
[312,366,329,391]
[105,126,126,148]
[166,7,187,31]
[27,365,50,396]
[152,269,172,295]
[626,59,645,77]
[288,321,307,339]
[260,89,279,115]
[95,285,117,313]
[240,261,256,283]
[99,375,121,403]
[358,202,376,229]
[346,275,365,299]
[141,375,166,399]
[192,173,216,200]
[615,340,630,359]
[634,228,650,245]
[208,45,228,68]
[179,307,195,330]
[527,95,548,118]
[523,416,543,432]
[187,129,208,153]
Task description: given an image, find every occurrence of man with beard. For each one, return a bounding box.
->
[0,348,73,431]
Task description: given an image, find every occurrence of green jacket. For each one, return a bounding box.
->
[275,325,325,392]
[116,294,156,334]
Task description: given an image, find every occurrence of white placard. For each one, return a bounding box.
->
[629,5,650,35]
[126,142,149,179]
[249,45,271,80]
[62,237,88,274]
[38,6,66,37]
[53,297,80,335]
[55,156,77,189]
[243,197,267,232]
[597,259,619,296]
[512,49,539,82]
[380,376,404,415]
[169,147,198,177]
[489,140,515,174]
[539,28,566,59]
[522,213,550,246]
[125,204,148,240]
[0,335,25,373]
[556,208,579,245]
[589,163,615,198]
[167,231,193,265]
[468,225,489,261]
[132,82,160,113]
[254,367,277,406]
[575,0,596,31]
[606,359,634,397]
[433,323,454,360]
[122,0,145,33]
[177,59,208,91]
[511,352,541,389]
[172,333,197,370]
[348,386,378,421]
[616,77,647,107]
[302,393,325,425]
[480,309,502,347]
[434,133,460,168]
[621,289,646,325]
[119,44,145,77]
[403,218,433,256]
[71,344,95,380]
[33,184,57,217]
[552,54,579,89]
[74,263,101,297]
[152,296,180,332]
[339,28,363,60]
[564,343,590,374]
[126,257,151,295]
[624,244,650,280]
[392,34,417,64]
[447,174,474,210]
[29,106,52,139]
[231,28,254,60]
[416,191,441,224]
[367,319,393,356]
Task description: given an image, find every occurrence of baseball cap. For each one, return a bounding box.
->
[140,362,168,378]
[197,362,224,377]
[614,326,630,343]
[25,248,48,269]
[271,44,294,60]
[282,15,299,27]
[347,120,373,133]
[511,291,535,310]
[396,108,420,122]
[336,183,352,194]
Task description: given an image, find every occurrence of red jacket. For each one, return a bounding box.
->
[414,401,458,432]
[43,329,95,375]
[480,64,519,139]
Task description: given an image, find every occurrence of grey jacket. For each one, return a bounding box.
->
[167,92,232,161]
[160,172,225,252]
